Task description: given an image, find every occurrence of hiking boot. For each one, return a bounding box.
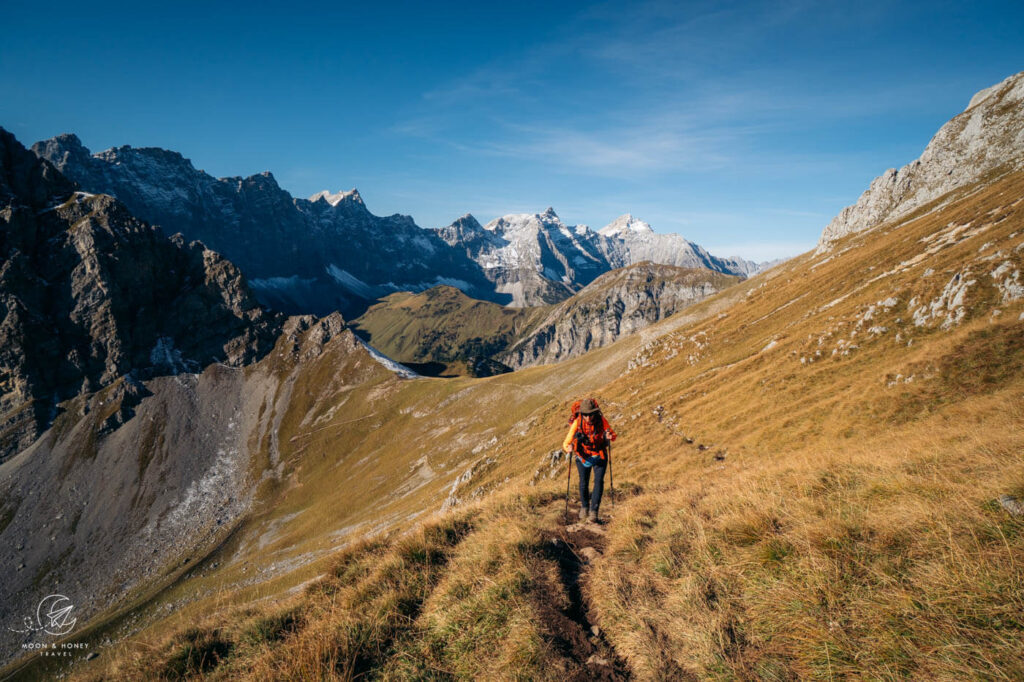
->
[588,509,599,523]
[578,506,589,521]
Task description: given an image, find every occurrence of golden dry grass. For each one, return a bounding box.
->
[59,171,1024,680]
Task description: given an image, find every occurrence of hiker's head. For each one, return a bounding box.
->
[580,398,600,422]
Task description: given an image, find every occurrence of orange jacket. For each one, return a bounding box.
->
[562,415,617,458]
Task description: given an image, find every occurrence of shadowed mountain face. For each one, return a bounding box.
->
[0,128,281,462]
[1,128,407,670]
[31,135,504,316]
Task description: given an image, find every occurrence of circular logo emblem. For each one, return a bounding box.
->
[36,594,77,636]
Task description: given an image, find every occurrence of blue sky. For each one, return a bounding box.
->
[3,1,1023,260]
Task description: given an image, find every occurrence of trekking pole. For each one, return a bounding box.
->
[564,447,573,523]
[606,438,614,507]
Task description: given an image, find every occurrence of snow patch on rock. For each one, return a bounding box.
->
[355,337,419,379]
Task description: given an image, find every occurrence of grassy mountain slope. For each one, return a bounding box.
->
[350,285,545,376]
[14,170,1024,680]
[351,263,740,377]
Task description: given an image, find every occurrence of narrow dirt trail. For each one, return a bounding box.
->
[531,500,632,681]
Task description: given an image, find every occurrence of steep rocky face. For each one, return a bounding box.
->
[498,262,740,368]
[436,208,598,306]
[437,209,760,307]
[1,128,280,462]
[32,135,499,316]
[818,71,1024,250]
[0,311,376,667]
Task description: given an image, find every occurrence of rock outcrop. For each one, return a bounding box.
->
[499,262,740,368]
[818,71,1024,250]
[1,128,280,462]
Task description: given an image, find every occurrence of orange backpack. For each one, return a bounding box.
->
[569,398,607,457]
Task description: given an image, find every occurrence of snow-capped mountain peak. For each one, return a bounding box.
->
[484,208,563,234]
[599,213,654,237]
[310,188,364,206]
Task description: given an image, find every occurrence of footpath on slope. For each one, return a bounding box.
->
[524,407,732,681]
[528,495,638,681]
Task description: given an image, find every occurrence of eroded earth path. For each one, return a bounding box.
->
[531,499,633,681]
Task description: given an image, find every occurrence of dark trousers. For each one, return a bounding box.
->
[577,456,607,511]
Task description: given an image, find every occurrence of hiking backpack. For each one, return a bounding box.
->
[569,398,607,455]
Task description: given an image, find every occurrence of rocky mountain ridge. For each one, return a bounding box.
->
[498,262,742,369]
[1,128,281,462]
[31,135,499,316]
[33,135,766,313]
[818,70,1024,250]
[2,126,426,667]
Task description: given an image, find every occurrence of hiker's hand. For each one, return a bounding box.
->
[610,433,617,441]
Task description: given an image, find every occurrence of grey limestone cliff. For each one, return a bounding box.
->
[818,71,1024,250]
[499,262,740,368]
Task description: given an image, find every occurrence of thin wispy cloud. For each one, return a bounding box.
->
[393,0,955,186]
[467,120,741,175]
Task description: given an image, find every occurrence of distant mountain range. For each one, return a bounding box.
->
[32,135,769,314]
[436,210,762,306]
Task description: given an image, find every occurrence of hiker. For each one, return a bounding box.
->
[563,398,617,522]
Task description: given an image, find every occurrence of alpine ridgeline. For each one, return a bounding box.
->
[30,135,498,316]
[0,127,280,463]
[32,136,766,314]
[818,70,1024,250]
